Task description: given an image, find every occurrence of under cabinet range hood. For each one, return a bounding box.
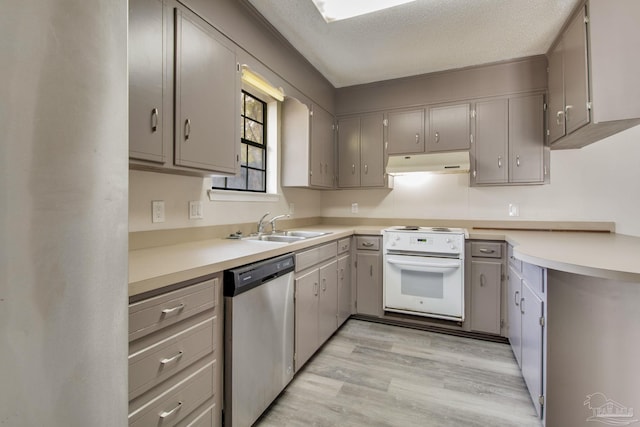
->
[386,151,471,175]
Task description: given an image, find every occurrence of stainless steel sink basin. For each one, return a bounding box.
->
[282,230,331,238]
[245,235,306,243]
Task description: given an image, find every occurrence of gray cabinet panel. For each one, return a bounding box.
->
[521,280,544,418]
[474,99,508,184]
[174,9,239,174]
[318,260,338,344]
[337,117,361,188]
[356,252,382,317]
[507,264,522,367]
[563,5,590,135]
[311,105,335,188]
[360,114,384,187]
[509,94,544,183]
[547,41,565,144]
[386,109,425,154]
[337,254,351,326]
[428,104,470,152]
[470,260,502,335]
[294,270,319,370]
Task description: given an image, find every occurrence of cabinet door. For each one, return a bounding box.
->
[129,0,166,163]
[386,109,425,154]
[337,117,361,188]
[356,252,382,316]
[318,260,338,344]
[509,94,544,183]
[311,106,334,188]
[547,41,565,144]
[473,99,508,184]
[563,5,590,135]
[507,265,522,367]
[428,104,470,152]
[470,260,502,335]
[521,280,544,418]
[360,114,384,187]
[337,254,351,327]
[294,270,319,370]
[174,9,239,174]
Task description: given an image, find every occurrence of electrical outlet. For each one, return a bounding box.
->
[189,201,203,220]
[152,200,165,223]
[351,203,358,213]
[508,203,520,217]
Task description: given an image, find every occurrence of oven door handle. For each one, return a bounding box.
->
[386,258,460,271]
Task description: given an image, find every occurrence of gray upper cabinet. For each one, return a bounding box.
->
[174,8,239,174]
[282,99,336,189]
[129,0,168,164]
[337,114,385,188]
[473,99,508,185]
[472,94,545,186]
[428,104,470,152]
[385,108,425,155]
[548,1,640,149]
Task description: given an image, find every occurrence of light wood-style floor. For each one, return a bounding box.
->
[256,319,540,427]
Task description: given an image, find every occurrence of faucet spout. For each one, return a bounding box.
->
[269,214,290,233]
[257,212,271,234]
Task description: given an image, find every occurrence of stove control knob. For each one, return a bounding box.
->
[450,244,455,250]
[446,238,451,243]
[391,241,396,247]
[395,236,401,241]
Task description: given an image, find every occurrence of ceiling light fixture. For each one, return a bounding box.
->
[311,0,416,23]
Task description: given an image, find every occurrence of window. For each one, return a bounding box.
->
[212,91,267,192]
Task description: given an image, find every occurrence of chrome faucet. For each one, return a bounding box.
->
[269,214,290,233]
[257,212,270,234]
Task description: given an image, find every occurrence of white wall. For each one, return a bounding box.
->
[321,125,640,237]
[129,170,322,231]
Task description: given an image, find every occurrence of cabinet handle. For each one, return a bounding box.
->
[362,242,374,247]
[498,156,502,168]
[370,265,373,276]
[434,131,439,143]
[314,282,318,296]
[364,164,368,174]
[160,351,184,365]
[415,133,420,144]
[514,290,520,306]
[520,297,525,315]
[184,119,191,141]
[516,155,521,167]
[161,303,185,315]
[322,278,326,292]
[151,108,159,132]
[159,401,183,419]
[351,164,355,174]
[324,163,328,174]
[479,248,495,254]
[480,273,486,287]
[565,105,573,123]
[556,110,564,125]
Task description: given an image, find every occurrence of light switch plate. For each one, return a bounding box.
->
[152,200,165,223]
[189,201,203,219]
[351,203,358,213]
[508,203,520,217]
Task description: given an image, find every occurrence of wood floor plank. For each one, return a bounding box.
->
[256,319,541,427]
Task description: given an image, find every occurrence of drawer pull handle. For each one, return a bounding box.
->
[479,248,495,254]
[514,290,520,306]
[362,242,374,247]
[160,351,184,365]
[161,303,185,315]
[159,401,183,419]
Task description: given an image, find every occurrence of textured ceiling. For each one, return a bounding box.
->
[248,0,581,88]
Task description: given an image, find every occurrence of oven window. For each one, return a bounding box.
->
[400,270,444,299]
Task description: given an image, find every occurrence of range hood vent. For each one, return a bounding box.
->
[386,151,470,175]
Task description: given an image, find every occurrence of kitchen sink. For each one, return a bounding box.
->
[243,230,331,243]
[281,230,331,238]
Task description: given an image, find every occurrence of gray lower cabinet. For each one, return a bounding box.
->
[294,242,339,370]
[337,238,352,327]
[507,245,545,419]
[355,236,383,317]
[469,241,505,335]
[337,114,385,188]
[427,103,470,152]
[472,94,546,186]
[385,108,425,154]
[128,274,222,427]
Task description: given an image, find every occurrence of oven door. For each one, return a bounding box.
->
[383,253,464,320]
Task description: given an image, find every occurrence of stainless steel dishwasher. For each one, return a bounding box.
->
[223,253,295,427]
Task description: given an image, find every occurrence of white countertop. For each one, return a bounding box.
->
[129,225,640,297]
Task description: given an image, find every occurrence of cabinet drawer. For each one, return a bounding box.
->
[337,238,351,255]
[129,360,215,427]
[470,242,502,258]
[356,236,380,251]
[295,242,337,272]
[129,316,216,400]
[507,245,522,272]
[176,400,216,427]
[522,262,544,296]
[129,279,217,342]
